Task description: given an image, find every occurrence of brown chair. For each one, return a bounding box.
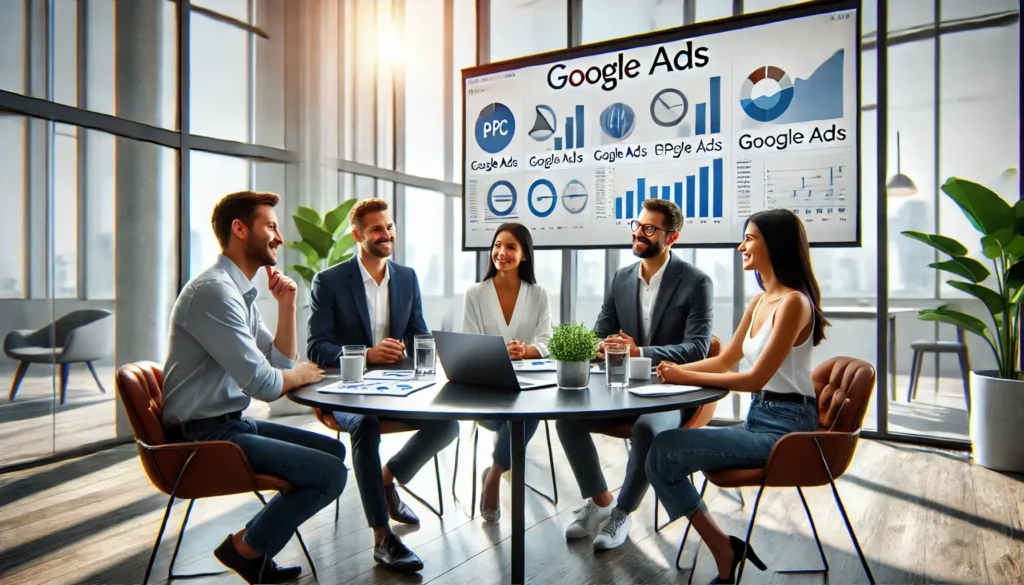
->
[116,362,317,585]
[312,407,446,519]
[676,357,877,585]
[598,335,726,532]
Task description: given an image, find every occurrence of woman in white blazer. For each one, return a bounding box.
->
[463,222,552,522]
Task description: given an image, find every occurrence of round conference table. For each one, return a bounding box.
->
[289,360,728,585]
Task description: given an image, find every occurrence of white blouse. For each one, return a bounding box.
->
[462,279,552,358]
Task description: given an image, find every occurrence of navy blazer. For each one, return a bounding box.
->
[306,256,429,367]
[593,253,713,366]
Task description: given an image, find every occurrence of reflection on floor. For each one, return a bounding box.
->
[1,421,1021,585]
[0,363,118,468]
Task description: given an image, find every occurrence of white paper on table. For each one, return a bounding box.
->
[318,380,434,397]
[628,384,703,397]
[512,359,557,372]
[363,370,416,380]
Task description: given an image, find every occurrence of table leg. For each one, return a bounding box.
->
[511,420,526,585]
[889,314,897,402]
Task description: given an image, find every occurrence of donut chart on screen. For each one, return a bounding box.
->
[461,1,859,250]
[739,66,794,122]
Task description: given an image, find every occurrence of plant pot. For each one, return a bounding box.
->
[556,360,591,389]
[969,371,1024,473]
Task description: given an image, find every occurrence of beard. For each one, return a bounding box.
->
[632,235,664,259]
[246,237,277,266]
[365,237,394,259]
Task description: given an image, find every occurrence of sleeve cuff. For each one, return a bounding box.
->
[268,345,296,370]
[638,347,644,358]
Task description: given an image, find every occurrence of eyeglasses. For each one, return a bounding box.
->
[629,220,674,237]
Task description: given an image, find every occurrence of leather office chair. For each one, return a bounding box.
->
[598,335,725,532]
[313,407,446,519]
[117,362,317,584]
[676,357,877,585]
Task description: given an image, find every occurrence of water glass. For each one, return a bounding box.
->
[605,342,630,389]
[414,335,436,375]
[341,345,366,382]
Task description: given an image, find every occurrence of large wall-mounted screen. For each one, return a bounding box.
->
[461,0,860,250]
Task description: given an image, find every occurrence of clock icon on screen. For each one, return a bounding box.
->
[650,88,689,127]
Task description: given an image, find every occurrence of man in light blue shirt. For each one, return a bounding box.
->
[162,190,347,585]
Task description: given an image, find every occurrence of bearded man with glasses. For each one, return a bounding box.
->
[555,198,714,552]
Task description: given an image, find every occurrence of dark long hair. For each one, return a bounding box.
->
[744,209,829,346]
[483,222,537,284]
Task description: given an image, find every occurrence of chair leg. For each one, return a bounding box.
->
[731,484,767,585]
[813,438,876,585]
[254,491,318,582]
[676,477,708,574]
[958,349,971,413]
[8,361,29,401]
[397,458,446,518]
[86,361,106,393]
[524,421,558,505]
[334,430,341,522]
[906,350,924,402]
[451,433,461,502]
[58,363,70,405]
[143,491,178,585]
[165,499,226,581]
[778,486,829,575]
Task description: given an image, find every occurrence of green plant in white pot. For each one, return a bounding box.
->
[902,172,1024,473]
[548,322,599,389]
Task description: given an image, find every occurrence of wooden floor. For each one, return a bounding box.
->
[1,411,1021,585]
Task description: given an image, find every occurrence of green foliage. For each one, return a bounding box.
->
[549,322,599,363]
[902,171,1023,380]
[285,199,358,287]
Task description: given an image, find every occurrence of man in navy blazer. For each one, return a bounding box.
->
[307,198,458,573]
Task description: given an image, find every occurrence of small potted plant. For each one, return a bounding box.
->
[548,322,599,389]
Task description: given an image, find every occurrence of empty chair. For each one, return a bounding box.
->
[906,327,970,410]
[4,308,113,404]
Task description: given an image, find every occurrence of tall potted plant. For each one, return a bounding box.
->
[285,199,358,289]
[902,173,1024,473]
[548,322,599,389]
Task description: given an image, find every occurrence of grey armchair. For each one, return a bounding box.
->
[4,309,114,405]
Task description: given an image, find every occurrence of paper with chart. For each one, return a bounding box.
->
[364,370,417,380]
[318,380,435,397]
[512,359,557,372]
[462,1,858,248]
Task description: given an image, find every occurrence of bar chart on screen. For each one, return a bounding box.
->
[614,158,725,222]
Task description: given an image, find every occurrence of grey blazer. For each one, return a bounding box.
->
[593,253,713,365]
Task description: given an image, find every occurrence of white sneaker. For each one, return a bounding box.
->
[565,500,613,540]
[593,508,632,550]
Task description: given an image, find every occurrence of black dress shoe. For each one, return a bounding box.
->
[373,534,425,573]
[707,535,767,585]
[214,535,303,584]
[384,483,420,524]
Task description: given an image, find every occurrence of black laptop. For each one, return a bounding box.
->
[432,330,557,390]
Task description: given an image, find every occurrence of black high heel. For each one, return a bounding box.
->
[707,535,767,584]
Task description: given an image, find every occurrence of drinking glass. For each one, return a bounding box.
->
[605,341,630,389]
[414,334,436,375]
[341,345,366,382]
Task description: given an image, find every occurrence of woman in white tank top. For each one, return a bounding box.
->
[645,209,830,584]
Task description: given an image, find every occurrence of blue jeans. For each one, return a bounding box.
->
[180,418,348,558]
[332,412,460,527]
[478,419,540,471]
[646,396,819,521]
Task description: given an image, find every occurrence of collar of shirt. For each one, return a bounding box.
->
[217,254,258,306]
[358,255,391,287]
[637,256,669,288]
